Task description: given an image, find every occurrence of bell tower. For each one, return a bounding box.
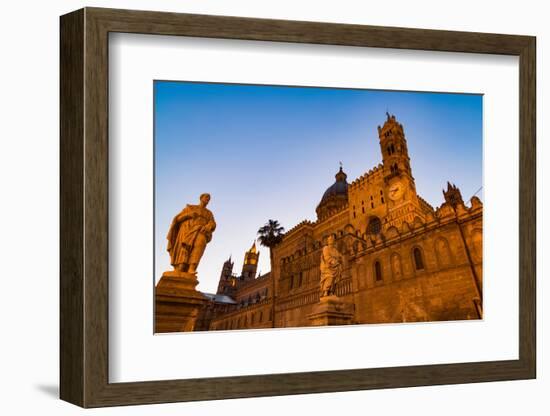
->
[216,256,235,295]
[241,242,260,280]
[378,112,413,181]
[376,113,432,228]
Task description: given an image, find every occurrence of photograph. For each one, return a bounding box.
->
[47,3,538,410]
[153,81,484,333]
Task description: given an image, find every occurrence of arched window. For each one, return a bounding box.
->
[367,216,382,235]
[391,144,396,154]
[259,311,263,322]
[413,247,425,270]
[374,261,383,281]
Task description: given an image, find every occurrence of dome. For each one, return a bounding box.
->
[316,166,349,220]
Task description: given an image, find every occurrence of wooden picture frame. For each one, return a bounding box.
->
[60,7,536,408]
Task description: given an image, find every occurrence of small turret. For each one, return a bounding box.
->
[216,256,235,295]
[241,241,260,280]
[443,182,464,208]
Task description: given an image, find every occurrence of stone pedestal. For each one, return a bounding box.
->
[155,270,208,333]
[308,295,355,326]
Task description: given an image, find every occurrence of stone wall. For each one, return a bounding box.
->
[207,200,482,330]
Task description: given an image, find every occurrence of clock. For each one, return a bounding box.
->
[388,180,405,201]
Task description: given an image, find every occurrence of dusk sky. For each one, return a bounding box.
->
[154,81,482,293]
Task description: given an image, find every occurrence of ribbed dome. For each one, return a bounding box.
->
[316,166,349,220]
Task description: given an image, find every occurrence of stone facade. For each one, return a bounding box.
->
[196,113,483,331]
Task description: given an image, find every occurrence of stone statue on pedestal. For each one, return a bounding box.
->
[155,193,215,333]
[319,235,343,298]
[166,193,216,275]
[309,234,354,326]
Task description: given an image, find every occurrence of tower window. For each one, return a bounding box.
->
[391,163,399,174]
[413,247,425,270]
[362,207,365,214]
[381,197,385,204]
[374,261,383,281]
[371,202,374,208]
[391,144,396,154]
[367,216,382,235]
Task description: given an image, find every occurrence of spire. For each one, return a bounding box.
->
[249,241,257,254]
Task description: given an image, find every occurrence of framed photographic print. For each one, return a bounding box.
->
[60,7,536,408]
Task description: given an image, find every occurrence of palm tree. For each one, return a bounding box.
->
[257,219,285,328]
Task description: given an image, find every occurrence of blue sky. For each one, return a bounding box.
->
[154,81,482,293]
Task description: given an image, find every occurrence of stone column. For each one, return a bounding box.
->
[155,270,209,333]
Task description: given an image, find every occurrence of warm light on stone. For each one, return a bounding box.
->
[155,115,483,332]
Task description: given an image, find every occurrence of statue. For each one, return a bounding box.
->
[319,235,343,297]
[166,193,216,275]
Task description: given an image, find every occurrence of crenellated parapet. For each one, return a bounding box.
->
[283,219,313,239]
[418,195,435,213]
[349,164,384,192]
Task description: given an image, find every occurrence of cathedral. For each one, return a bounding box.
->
[194,113,483,331]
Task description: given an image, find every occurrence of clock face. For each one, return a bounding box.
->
[388,181,405,201]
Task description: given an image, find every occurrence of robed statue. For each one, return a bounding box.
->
[166,193,216,275]
[319,235,343,297]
